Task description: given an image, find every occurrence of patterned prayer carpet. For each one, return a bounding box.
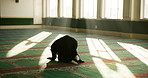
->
[0,29,148,78]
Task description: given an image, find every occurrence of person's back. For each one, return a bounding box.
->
[48,35,84,64]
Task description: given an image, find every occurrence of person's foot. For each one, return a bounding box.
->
[78,59,84,63]
[47,57,55,61]
[71,59,84,64]
[71,60,79,64]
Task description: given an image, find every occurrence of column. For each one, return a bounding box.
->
[72,0,81,18]
[58,0,63,17]
[131,0,141,20]
[123,0,131,20]
[42,0,47,18]
[97,0,102,19]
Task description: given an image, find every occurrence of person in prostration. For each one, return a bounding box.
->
[47,35,84,64]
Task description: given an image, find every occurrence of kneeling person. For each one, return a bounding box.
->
[48,35,84,64]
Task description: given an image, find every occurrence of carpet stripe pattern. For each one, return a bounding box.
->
[0,29,148,78]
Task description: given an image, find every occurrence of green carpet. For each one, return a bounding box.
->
[0,29,148,78]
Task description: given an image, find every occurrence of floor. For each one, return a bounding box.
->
[0,28,148,78]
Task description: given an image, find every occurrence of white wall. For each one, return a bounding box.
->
[1,0,33,18]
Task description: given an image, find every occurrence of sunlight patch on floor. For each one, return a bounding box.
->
[118,42,148,66]
[86,38,121,61]
[93,57,136,78]
[6,31,52,57]
[38,34,66,69]
[86,38,136,78]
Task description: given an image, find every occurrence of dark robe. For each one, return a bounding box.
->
[48,35,84,63]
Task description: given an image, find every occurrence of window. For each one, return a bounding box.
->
[47,0,58,17]
[103,0,123,19]
[61,0,73,17]
[144,0,148,19]
[81,0,97,19]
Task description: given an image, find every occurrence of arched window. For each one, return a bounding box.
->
[61,0,73,18]
[103,0,123,19]
[81,0,97,19]
[144,0,148,19]
[47,0,58,17]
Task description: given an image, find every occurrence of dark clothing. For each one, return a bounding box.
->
[50,35,79,63]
